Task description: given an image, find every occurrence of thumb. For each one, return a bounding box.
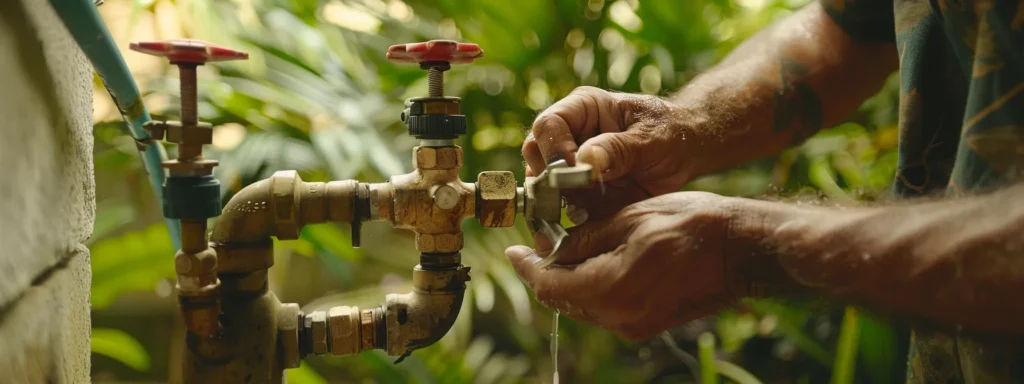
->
[577,132,641,182]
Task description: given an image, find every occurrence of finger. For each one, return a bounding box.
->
[562,188,638,220]
[533,231,554,257]
[577,131,642,182]
[530,87,624,166]
[531,111,578,166]
[525,165,536,177]
[521,134,547,175]
[505,245,615,309]
[556,213,637,265]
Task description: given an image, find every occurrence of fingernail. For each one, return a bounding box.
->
[534,233,554,257]
[581,146,610,173]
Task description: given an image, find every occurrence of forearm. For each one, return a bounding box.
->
[671,2,896,177]
[751,185,1024,335]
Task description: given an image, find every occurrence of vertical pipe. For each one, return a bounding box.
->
[179,219,208,254]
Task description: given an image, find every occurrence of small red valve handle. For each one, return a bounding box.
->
[129,38,249,64]
[386,40,483,65]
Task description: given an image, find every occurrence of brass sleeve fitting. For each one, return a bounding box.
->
[297,306,385,359]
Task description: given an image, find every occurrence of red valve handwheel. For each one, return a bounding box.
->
[386,40,483,65]
[129,38,249,64]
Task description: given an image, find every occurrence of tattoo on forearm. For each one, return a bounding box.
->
[773,57,824,143]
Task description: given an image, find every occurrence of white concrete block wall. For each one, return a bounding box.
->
[0,0,95,382]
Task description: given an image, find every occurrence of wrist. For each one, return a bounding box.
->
[616,92,708,184]
[665,86,733,179]
[722,197,815,299]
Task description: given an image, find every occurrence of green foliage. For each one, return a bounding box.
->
[832,307,860,384]
[286,363,329,384]
[91,223,175,310]
[90,0,905,382]
[698,333,719,384]
[91,328,151,372]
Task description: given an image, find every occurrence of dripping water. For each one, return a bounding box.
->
[551,310,560,384]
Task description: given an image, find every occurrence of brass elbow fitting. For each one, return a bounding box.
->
[384,259,471,357]
[212,171,360,274]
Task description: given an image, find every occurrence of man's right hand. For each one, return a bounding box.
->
[522,86,699,220]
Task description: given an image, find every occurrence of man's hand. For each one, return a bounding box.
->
[505,192,748,341]
[511,183,1024,339]
[523,86,698,219]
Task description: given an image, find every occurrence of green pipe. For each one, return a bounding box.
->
[49,0,181,249]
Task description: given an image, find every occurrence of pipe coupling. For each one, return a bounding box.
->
[298,306,385,358]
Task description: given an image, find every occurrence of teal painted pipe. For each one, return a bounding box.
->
[49,0,181,249]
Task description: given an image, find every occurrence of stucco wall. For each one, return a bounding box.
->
[0,1,95,383]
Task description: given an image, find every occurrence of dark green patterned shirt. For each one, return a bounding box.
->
[822,0,1024,382]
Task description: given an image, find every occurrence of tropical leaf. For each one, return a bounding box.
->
[92,328,151,372]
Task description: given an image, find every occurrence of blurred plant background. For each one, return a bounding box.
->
[89,0,906,382]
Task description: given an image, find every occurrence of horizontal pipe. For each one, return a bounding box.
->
[298,261,468,359]
[210,171,362,247]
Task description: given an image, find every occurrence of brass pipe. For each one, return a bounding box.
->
[384,259,469,357]
[296,305,386,357]
[176,218,221,338]
[211,171,365,273]
[298,257,469,359]
[190,144,519,381]
[183,289,286,384]
[184,170,364,383]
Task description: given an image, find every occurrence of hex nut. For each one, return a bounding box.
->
[270,171,301,239]
[416,232,464,253]
[413,147,437,169]
[328,306,361,356]
[176,275,203,292]
[435,147,463,169]
[417,233,433,252]
[165,121,214,145]
[477,171,517,227]
[360,309,378,352]
[414,146,463,170]
[277,303,301,368]
[163,159,219,177]
[309,310,328,355]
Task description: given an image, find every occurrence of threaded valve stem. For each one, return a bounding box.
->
[428,68,444,97]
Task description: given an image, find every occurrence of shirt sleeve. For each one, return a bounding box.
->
[819,0,896,43]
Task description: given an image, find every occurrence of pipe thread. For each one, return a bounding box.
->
[178,64,198,125]
[427,68,444,97]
